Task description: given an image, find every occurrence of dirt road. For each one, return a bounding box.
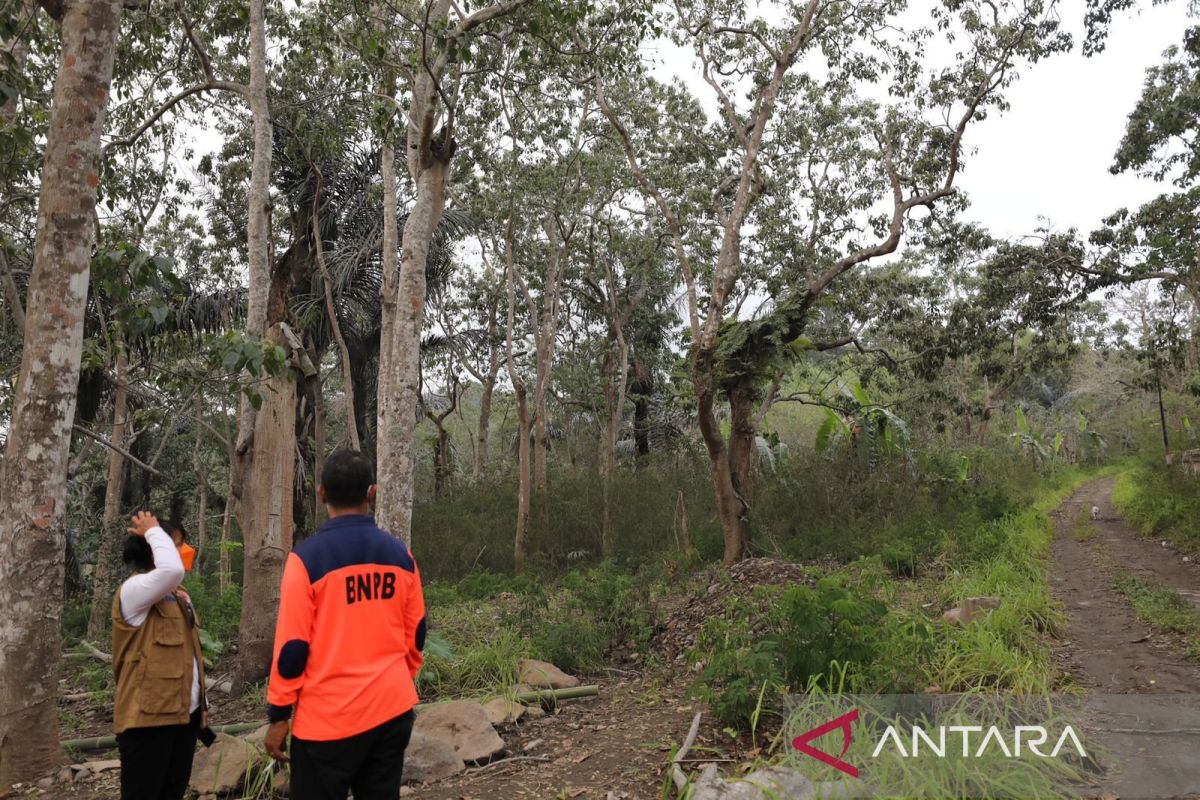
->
[1051,477,1200,799]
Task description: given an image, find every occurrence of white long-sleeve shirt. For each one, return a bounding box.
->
[119,527,201,713]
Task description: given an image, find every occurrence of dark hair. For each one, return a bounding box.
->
[320,449,374,508]
[168,519,187,540]
[122,536,154,573]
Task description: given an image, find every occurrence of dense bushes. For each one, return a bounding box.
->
[416,561,661,699]
[687,466,1090,729]
[411,444,1062,582]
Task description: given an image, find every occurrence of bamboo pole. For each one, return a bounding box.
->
[60,686,601,752]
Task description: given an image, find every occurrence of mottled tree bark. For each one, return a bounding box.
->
[0,0,123,786]
[377,159,448,542]
[233,322,297,685]
[231,0,292,686]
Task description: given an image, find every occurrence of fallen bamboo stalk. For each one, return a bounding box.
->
[63,722,262,752]
[61,685,601,752]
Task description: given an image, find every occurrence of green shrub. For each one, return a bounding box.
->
[689,577,887,729]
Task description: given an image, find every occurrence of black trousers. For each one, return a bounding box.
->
[290,710,416,800]
[116,710,201,800]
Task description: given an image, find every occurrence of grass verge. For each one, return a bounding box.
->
[1113,572,1200,661]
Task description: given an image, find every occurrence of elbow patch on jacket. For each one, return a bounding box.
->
[277,639,310,679]
[416,617,427,651]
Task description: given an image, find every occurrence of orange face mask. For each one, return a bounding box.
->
[177,542,196,572]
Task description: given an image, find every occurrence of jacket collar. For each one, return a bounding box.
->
[318,513,375,533]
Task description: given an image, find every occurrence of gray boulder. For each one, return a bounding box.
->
[414,701,506,764]
[402,731,466,784]
[518,658,580,690]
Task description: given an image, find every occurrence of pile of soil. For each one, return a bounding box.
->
[653,558,816,660]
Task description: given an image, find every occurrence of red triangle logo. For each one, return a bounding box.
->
[791,708,859,778]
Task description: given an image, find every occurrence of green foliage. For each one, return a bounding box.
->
[689,577,887,729]
[182,578,242,658]
[1113,462,1200,552]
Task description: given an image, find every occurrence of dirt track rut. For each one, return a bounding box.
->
[1051,477,1200,798]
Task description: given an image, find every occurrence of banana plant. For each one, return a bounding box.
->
[1075,411,1109,464]
[1008,406,1060,466]
[814,378,911,466]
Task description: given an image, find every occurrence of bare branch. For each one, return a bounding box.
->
[72,424,163,476]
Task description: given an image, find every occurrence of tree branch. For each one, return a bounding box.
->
[72,424,163,476]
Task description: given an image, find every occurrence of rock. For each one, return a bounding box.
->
[413,701,506,764]
[524,704,546,719]
[522,738,544,752]
[36,777,54,789]
[942,596,1002,626]
[86,759,121,774]
[518,658,580,690]
[402,731,466,783]
[242,724,271,747]
[189,732,259,795]
[689,764,816,799]
[55,767,74,783]
[401,786,415,796]
[483,698,527,726]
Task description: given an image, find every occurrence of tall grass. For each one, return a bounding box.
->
[1112,460,1200,552]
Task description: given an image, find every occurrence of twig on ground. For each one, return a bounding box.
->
[671,712,702,793]
[467,755,550,772]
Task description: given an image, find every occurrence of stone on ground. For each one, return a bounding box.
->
[518,658,580,690]
[189,732,259,795]
[689,764,816,800]
[483,698,527,726]
[242,723,271,746]
[942,596,1002,626]
[402,731,466,784]
[413,700,506,764]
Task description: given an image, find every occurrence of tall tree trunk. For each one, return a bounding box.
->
[312,195,360,451]
[0,0,34,127]
[0,0,123,786]
[506,255,530,571]
[233,323,297,685]
[86,348,128,638]
[377,159,448,542]
[512,381,531,571]
[600,331,630,559]
[473,371,495,482]
[218,434,234,595]
[194,397,207,574]
[232,0,272,467]
[0,0,36,336]
[231,0,290,687]
[313,372,325,524]
[695,365,750,566]
[726,382,757,557]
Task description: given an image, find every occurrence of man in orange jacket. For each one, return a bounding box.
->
[263,449,426,800]
[168,521,196,572]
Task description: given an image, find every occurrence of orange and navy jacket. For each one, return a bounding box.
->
[266,514,426,741]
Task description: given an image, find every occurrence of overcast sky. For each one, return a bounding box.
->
[933,0,1190,239]
[647,1,1192,243]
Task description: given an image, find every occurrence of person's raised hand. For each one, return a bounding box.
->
[264,721,290,762]
[128,511,160,538]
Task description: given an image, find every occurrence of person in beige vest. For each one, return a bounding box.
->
[112,511,207,800]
